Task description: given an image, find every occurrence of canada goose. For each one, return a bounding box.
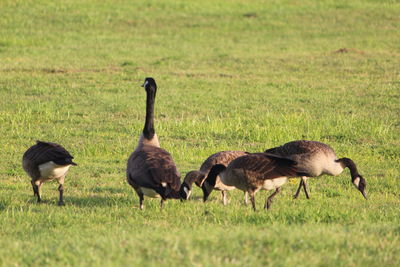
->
[202,153,307,211]
[265,140,367,200]
[22,141,77,206]
[182,151,249,205]
[126,77,187,210]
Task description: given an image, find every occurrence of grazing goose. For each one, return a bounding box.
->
[182,151,249,205]
[265,140,367,200]
[202,153,307,211]
[126,77,187,210]
[22,141,77,206]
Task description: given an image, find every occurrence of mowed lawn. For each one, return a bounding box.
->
[0,0,399,265]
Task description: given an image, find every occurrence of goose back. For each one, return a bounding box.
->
[22,141,77,181]
[127,144,181,199]
[265,140,342,177]
[221,153,301,192]
[197,151,248,187]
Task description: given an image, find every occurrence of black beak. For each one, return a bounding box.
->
[141,83,144,87]
[360,189,368,200]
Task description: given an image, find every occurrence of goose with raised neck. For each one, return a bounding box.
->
[127,77,188,210]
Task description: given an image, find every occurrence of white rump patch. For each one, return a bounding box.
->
[141,187,161,198]
[38,161,71,180]
[262,177,288,190]
[161,182,167,187]
[353,177,360,187]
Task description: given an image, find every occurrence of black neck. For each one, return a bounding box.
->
[337,158,359,180]
[143,88,156,140]
[205,164,226,187]
[185,171,205,188]
[167,190,181,199]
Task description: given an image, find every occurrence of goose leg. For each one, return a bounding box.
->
[131,182,144,210]
[58,185,65,206]
[139,193,144,210]
[160,199,165,210]
[265,187,281,210]
[244,191,249,206]
[293,179,303,199]
[37,183,43,202]
[58,177,65,206]
[249,192,257,211]
[32,181,41,203]
[31,180,41,202]
[221,191,228,205]
[301,176,310,199]
[31,180,36,196]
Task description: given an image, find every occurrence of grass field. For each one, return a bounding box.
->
[1,0,399,265]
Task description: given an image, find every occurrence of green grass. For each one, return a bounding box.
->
[1,0,399,265]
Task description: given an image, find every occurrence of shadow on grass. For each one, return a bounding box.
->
[188,195,204,201]
[88,186,125,194]
[0,200,10,211]
[66,195,131,208]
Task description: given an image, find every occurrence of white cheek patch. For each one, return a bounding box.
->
[183,186,191,199]
[353,177,360,187]
[161,182,167,187]
[143,80,149,88]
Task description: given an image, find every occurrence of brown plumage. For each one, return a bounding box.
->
[127,145,181,202]
[265,140,367,200]
[22,141,77,205]
[126,78,185,210]
[183,151,248,204]
[202,153,306,211]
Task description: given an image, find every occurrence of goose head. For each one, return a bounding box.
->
[181,170,206,200]
[179,182,192,200]
[141,77,157,92]
[352,175,367,200]
[179,172,197,200]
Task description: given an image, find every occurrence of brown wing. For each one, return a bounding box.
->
[198,151,248,185]
[127,145,181,194]
[22,141,76,166]
[230,153,302,181]
[265,140,335,157]
[200,151,248,173]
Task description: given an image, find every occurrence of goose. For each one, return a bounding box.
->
[182,151,249,205]
[202,153,307,211]
[264,140,367,200]
[22,141,77,206]
[126,77,187,210]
